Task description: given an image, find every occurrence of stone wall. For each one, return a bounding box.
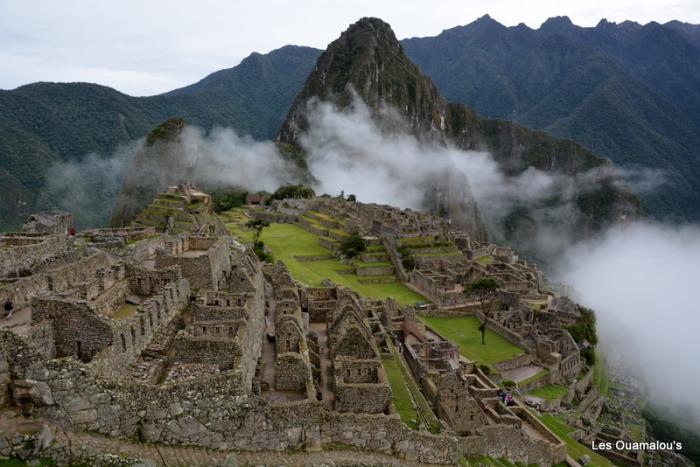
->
[0,235,69,278]
[173,334,241,370]
[25,320,55,358]
[333,358,391,414]
[89,278,191,379]
[191,303,248,321]
[0,352,9,407]
[0,251,112,311]
[459,422,566,466]
[355,265,394,276]
[31,297,113,361]
[125,264,181,297]
[86,227,155,245]
[327,412,458,464]
[492,353,531,372]
[274,353,311,392]
[0,327,567,465]
[155,237,231,291]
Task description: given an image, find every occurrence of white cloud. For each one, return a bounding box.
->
[558,222,700,425]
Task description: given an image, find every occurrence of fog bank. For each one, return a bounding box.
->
[40,127,294,228]
[558,222,700,427]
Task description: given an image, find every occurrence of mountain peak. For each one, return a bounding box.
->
[541,16,573,28]
[335,17,399,51]
[470,14,504,30]
[277,17,446,144]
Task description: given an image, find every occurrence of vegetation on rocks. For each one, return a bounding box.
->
[269,184,316,202]
[565,307,598,365]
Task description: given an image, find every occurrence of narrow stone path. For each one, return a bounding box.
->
[309,322,333,406]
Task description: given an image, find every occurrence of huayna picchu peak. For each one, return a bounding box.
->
[278,17,640,258]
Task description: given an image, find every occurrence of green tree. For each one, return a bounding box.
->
[270,184,315,201]
[339,230,366,258]
[246,218,271,262]
[465,277,499,345]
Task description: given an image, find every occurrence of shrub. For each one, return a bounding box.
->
[397,244,415,271]
[402,256,416,271]
[211,188,248,213]
[340,231,366,258]
[252,240,273,263]
[565,306,598,346]
[580,346,595,366]
[479,364,491,375]
[270,184,315,201]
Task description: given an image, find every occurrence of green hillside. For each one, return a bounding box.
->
[0,45,320,229]
[402,16,700,221]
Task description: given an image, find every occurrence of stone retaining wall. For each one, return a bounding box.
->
[0,235,69,279]
[355,265,394,276]
[493,353,531,372]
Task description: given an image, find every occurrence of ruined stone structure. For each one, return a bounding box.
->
[0,193,573,466]
[155,236,233,291]
[21,211,73,235]
[0,233,71,280]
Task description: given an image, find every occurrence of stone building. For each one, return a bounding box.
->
[21,211,74,235]
[30,260,189,372]
[155,236,232,291]
[0,192,575,466]
[0,232,70,279]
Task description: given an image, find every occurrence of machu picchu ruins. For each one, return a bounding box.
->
[0,183,643,466]
[2,8,698,467]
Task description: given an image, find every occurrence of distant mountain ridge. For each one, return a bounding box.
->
[401,15,700,221]
[0,45,320,228]
[1,15,699,229]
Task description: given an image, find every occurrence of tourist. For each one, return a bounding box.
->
[3,298,13,319]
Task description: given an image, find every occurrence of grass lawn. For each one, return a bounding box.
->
[475,255,493,265]
[220,208,256,242]
[539,414,614,466]
[260,223,426,306]
[421,315,523,366]
[382,357,419,430]
[628,422,644,442]
[527,384,568,400]
[593,353,610,396]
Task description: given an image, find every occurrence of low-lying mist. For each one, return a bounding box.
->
[557,222,700,429]
[40,127,295,228]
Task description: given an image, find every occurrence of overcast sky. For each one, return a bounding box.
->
[1,0,698,96]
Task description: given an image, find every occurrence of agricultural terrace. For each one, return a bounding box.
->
[538,414,614,466]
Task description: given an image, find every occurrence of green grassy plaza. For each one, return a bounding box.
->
[382,357,420,430]
[420,315,523,367]
[527,384,568,400]
[236,220,427,306]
